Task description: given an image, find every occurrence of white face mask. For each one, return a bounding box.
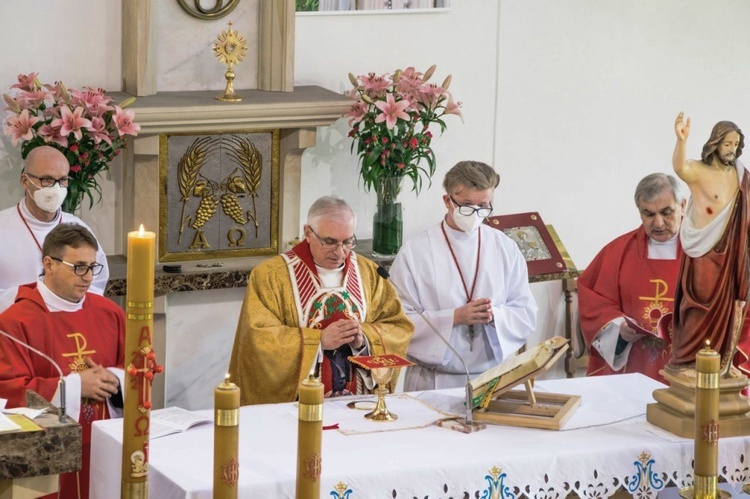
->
[29,182,67,213]
[452,208,484,233]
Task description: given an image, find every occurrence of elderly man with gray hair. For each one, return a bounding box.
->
[579,173,686,382]
[229,196,413,405]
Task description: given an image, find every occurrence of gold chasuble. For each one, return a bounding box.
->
[228,241,413,405]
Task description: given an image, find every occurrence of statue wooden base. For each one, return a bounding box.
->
[647,368,750,438]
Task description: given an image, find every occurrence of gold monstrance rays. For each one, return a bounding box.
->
[213,22,248,102]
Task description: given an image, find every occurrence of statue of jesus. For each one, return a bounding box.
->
[671,112,750,375]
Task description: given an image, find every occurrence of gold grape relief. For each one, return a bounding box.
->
[174,134,265,247]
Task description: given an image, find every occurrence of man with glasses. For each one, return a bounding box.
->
[0,146,109,313]
[229,196,413,405]
[390,160,537,391]
[0,223,124,499]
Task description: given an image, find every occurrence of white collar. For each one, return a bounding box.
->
[19,199,61,227]
[37,277,85,312]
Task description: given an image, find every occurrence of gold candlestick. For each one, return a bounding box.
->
[122,225,161,499]
[213,22,247,102]
[296,375,323,499]
[214,374,240,498]
[680,341,729,499]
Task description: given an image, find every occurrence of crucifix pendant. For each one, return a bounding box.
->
[468,325,475,352]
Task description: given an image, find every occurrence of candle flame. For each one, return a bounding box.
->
[225,373,230,382]
[139,224,145,236]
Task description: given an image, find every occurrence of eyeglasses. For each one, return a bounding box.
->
[50,257,104,276]
[25,173,70,188]
[450,196,493,218]
[308,227,357,251]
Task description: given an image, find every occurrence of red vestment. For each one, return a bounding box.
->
[673,169,750,373]
[579,227,681,382]
[0,284,125,499]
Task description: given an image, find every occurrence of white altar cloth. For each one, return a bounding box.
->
[89,373,750,498]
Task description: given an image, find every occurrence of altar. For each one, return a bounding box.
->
[89,374,750,498]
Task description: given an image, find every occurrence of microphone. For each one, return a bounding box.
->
[0,329,67,423]
[377,266,481,428]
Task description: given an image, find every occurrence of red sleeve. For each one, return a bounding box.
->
[578,231,638,345]
[0,317,59,407]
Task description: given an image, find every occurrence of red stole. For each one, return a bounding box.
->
[284,241,367,396]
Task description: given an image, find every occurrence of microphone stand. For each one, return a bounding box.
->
[377,266,483,430]
[0,329,67,423]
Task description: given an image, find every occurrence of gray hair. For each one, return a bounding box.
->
[306,196,357,229]
[634,173,684,206]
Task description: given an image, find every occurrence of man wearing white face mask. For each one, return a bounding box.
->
[0,146,109,312]
[390,160,537,390]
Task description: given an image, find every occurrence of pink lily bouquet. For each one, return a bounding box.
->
[344,65,462,194]
[3,72,140,213]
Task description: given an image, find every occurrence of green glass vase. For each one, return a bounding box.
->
[372,176,403,258]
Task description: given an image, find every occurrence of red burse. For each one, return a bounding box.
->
[484,212,567,277]
[348,354,414,370]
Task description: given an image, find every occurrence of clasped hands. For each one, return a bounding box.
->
[79,357,120,402]
[454,298,493,326]
[321,318,364,351]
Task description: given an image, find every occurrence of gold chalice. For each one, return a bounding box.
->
[349,354,413,423]
[365,367,397,422]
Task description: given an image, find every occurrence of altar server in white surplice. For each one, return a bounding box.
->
[0,146,109,313]
[390,160,537,391]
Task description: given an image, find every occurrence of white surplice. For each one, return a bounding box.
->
[389,221,537,390]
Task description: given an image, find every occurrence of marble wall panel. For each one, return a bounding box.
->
[157,0,259,92]
[164,287,246,410]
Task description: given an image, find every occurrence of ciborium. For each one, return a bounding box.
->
[349,354,414,423]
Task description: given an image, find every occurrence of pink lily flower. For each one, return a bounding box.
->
[38,123,69,148]
[10,73,39,92]
[343,101,369,126]
[443,94,463,122]
[51,105,91,141]
[359,73,391,99]
[374,94,411,130]
[3,93,23,113]
[21,89,53,110]
[3,109,40,146]
[89,117,113,146]
[112,105,140,136]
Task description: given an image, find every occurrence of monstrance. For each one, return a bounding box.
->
[212,22,247,102]
[349,354,414,422]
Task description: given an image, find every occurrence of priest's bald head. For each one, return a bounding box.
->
[634,173,686,243]
[304,196,358,270]
[21,146,71,222]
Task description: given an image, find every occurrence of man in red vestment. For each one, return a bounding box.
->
[579,173,685,382]
[0,223,124,499]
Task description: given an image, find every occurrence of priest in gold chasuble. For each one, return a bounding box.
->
[228,197,413,405]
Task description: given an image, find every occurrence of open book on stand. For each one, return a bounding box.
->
[467,336,580,430]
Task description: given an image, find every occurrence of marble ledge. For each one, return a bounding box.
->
[104,254,266,297]
[104,240,388,298]
[111,85,352,134]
